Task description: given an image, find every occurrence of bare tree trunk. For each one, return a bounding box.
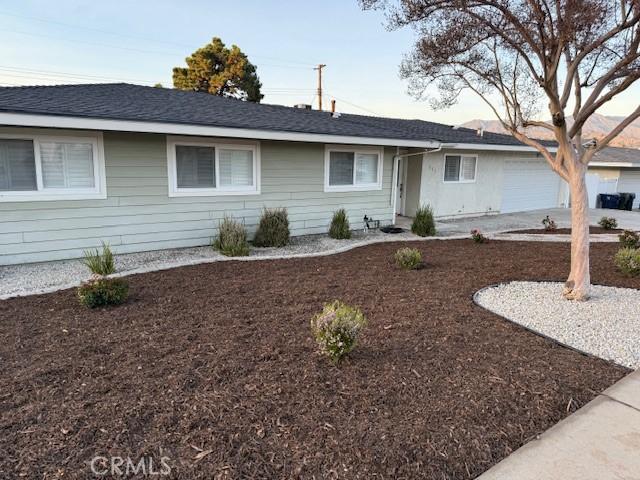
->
[563,162,591,301]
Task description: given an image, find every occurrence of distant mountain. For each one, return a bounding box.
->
[461,113,640,148]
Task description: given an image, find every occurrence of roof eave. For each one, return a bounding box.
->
[0,111,441,148]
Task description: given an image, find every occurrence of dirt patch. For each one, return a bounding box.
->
[507,226,625,235]
[0,240,634,479]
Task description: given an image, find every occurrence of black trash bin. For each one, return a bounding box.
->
[617,192,636,210]
[598,193,620,209]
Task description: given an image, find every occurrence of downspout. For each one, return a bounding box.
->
[391,144,445,224]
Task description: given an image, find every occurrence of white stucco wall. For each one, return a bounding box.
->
[415,149,552,218]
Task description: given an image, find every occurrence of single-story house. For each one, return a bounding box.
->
[587,147,640,209]
[0,83,565,265]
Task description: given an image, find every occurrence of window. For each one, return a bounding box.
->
[0,134,105,202]
[444,155,477,182]
[325,146,383,191]
[167,137,259,196]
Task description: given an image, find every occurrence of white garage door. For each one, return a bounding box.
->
[617,170,640,209]
[501,159,561,213]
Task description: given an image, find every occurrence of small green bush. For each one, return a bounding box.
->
[411,204,436,237]
[542,215,557,231]
[82,241,115,276]
[614,248,640,276]
[394,247,422,270]
[329,209,351,239]
[470,228,488,243]
[598,216,618,230]
[213,216,250,257]
[253,208,290,247]
[619,230,640,249]
[310,300,367,363]
[78,277,129,308]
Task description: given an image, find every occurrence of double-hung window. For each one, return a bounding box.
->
[167,137,259,196]
[443,154,477,183]
[325,146,383,191]
[0,133,105,202]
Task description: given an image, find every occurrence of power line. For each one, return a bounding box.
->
[324,92,380,115]
[0,10,318,67]
[0,66,158,84]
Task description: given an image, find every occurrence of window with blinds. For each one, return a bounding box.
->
[0,135,102,201]
[219,148,253,187]
[176,145,216,188]
[327,149,380,189]
[170,140,258,195]
[444,155,476,182]
[329,152,354,186]
[40,142,95,189]
[0,139,37,191]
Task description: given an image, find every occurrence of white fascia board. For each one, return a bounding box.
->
[444,142,558,152]
[0,112,440,148]
[589,161,638,168]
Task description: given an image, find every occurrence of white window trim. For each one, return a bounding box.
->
[166,135,260,197]
[324,144,384,192]
[443,154,478,184]
[0,132,106,202]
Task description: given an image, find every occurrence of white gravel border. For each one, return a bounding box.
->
[0,229,470,300]
[474,281,640,369]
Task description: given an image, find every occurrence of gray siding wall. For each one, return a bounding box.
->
[0,130,395,265]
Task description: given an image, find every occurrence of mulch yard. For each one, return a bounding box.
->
[508,226,624,235]
[0,240,635,479]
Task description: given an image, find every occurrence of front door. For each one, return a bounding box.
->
[396,158,405,215]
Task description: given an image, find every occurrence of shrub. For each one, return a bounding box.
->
[471,228,488,243]
[78,277,129,308]
[394,247,423,269]
[598,216,618,230]
[82,241,115,276]
[253,208,290,247]
[614,248,640,276]
[411,204,436,237]
[619,230,640,249]
[329,209,351,239]
[213,216,250,257]
[542,215,557,231]
[310,300,367,363]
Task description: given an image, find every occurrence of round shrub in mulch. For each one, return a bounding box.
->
[614,247,640,276]
[310,300,366,363]
[394,247,423,269]
[77,277,129,308]
[619,230,640,249]
[598,216,618,230]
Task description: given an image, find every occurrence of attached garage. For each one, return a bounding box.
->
[617,170,640,209]
[501,159,562,213]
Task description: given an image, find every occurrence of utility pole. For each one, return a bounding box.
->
[314,64,326,110]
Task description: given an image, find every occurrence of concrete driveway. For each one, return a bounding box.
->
[420,208,640,237]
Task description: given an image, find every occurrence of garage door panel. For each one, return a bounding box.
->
[617,170,640,208]
[501,159,561,213]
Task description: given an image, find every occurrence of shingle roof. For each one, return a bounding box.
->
[0,83,544,147]
[592,146,640,167]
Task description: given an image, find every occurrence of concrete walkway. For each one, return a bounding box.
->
[478,369,640,480]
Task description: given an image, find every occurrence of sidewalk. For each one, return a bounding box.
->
[478,369,640,480]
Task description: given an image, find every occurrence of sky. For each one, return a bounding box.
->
[0,0,638,125]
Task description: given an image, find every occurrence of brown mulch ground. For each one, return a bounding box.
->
[507,226,624,235]
[0,240,635,480]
